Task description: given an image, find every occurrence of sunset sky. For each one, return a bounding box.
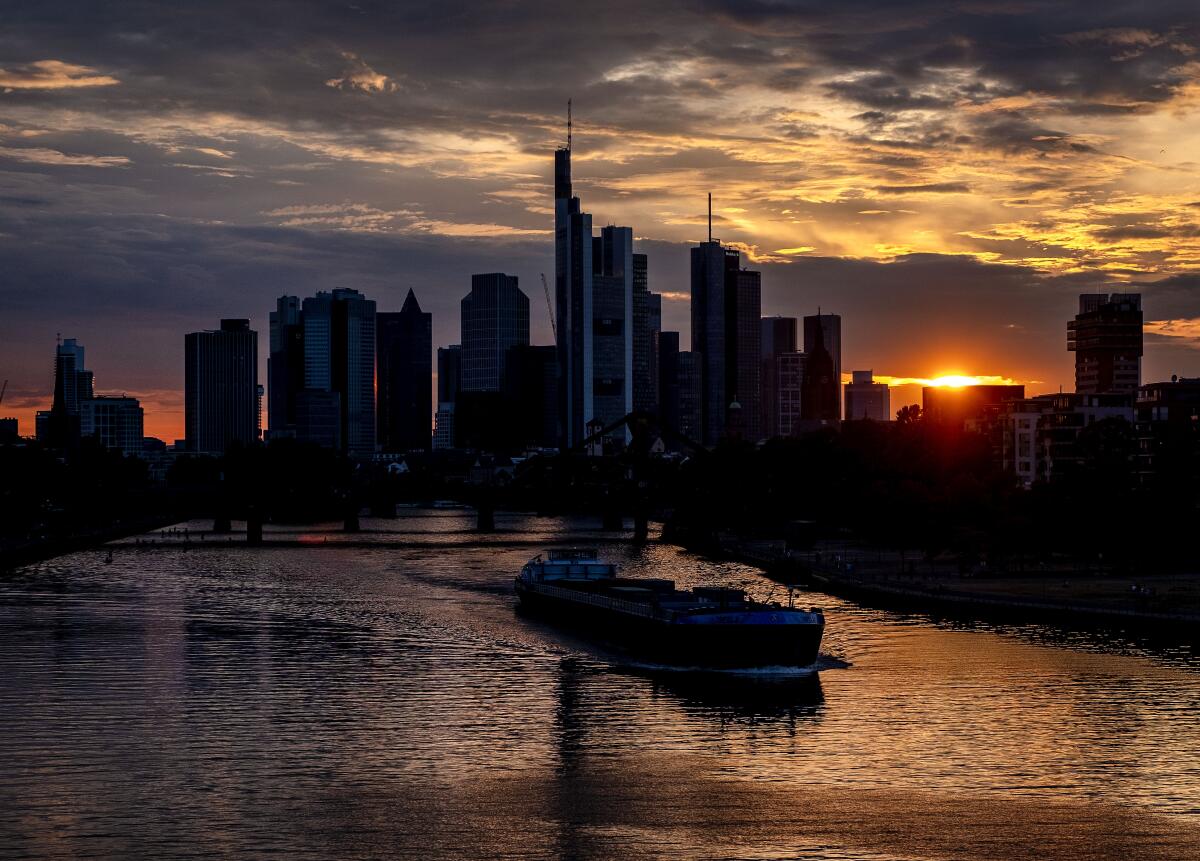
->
[2,1,1199,440]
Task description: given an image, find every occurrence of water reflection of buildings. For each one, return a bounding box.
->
[554,657,825,755]
[549,655,825,857]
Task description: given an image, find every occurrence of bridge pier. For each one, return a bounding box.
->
[476,500,495,533]
[246,511,263,546]
[633,512,649,544]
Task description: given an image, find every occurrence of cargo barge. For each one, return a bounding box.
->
[515,549,824,668]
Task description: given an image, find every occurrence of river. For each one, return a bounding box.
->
[2,510,1199,860]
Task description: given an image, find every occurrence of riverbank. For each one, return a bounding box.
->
[704,536,1200,633]
[0,513,184,572]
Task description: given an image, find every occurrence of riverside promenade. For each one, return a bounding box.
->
[723,537,1200,632]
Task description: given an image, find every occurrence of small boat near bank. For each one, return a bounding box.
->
[514,549,824,669]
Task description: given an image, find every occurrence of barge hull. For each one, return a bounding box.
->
[516,585,823,669]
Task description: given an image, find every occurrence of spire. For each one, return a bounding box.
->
[707,192,712,243]
[567,98,572,152]
[401,288,422,314]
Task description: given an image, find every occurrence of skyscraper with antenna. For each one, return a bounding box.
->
[690,195,761,444]
[554,102,646,449]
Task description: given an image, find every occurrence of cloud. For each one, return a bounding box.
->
[1144,318,1200,347]
[261,201,548,237]
[875,182,970,195]
[325,53,397,94]
[0,146,130,167]
[0,59,119,90]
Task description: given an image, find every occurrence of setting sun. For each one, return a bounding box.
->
[862,374,1024,389]
[926,375,995,388]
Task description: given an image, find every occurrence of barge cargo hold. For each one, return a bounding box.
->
[515,549,824,669]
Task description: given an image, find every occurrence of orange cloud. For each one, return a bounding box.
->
[0,60,119,90]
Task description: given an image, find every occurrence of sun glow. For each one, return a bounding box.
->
[866,374,1024,388]
[927,375,986,388]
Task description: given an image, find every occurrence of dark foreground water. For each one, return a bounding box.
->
[3,511,1200,860]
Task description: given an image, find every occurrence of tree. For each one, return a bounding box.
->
[896,404,922,425]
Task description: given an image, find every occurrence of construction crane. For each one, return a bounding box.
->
[0,379,7,408]
[540,273,557,341]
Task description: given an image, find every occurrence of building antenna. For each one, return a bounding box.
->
[567,98,572,152]
[708,192,712,243]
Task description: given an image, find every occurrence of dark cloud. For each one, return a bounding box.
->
[825,74,950,110]
[875,182,970,194]
[1092,224,1200,241]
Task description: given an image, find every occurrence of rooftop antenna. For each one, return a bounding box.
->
[708,192,712,243]
[567,98,572,152]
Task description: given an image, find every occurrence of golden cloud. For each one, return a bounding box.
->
[0,59,119,90]
[325,53,396,94]
[1145,318,1200,346]
[0,146,129,167]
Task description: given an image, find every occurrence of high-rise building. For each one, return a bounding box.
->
[761,317,797,439]
[590,225,635,438]
[845,370,890,421]
[691,239,737,446]
[377,289,432,452]
[554,124,637,448]
[295,390,341,450]
[777,352,806,437]
[433,345,461,450]
[555,138,591,449]
[54,339,93,415]
[677,350,704,444]
[0,417,17,444]
[81,396,144,457]
[462,273,529,393]
[657,331,682,441]
[632,253,662,414]
[734,270,762,441]
[37,337,94,449]
[300,289,376,455]
[267,296,303,439]
[691,231,762,445]
[803,314,841,421]
[184,319,259,455]
[505,345,559,449]
[1068,293,1142,394]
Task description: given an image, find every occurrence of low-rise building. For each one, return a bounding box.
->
[1134,377,1200,483]
[844,370,890,422]
[81,395,144,457]
[924,384,1026,427]
[1000,392,1133,487]
[776,352,806,436]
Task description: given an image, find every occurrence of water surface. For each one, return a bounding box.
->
[2,511,1199,859]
